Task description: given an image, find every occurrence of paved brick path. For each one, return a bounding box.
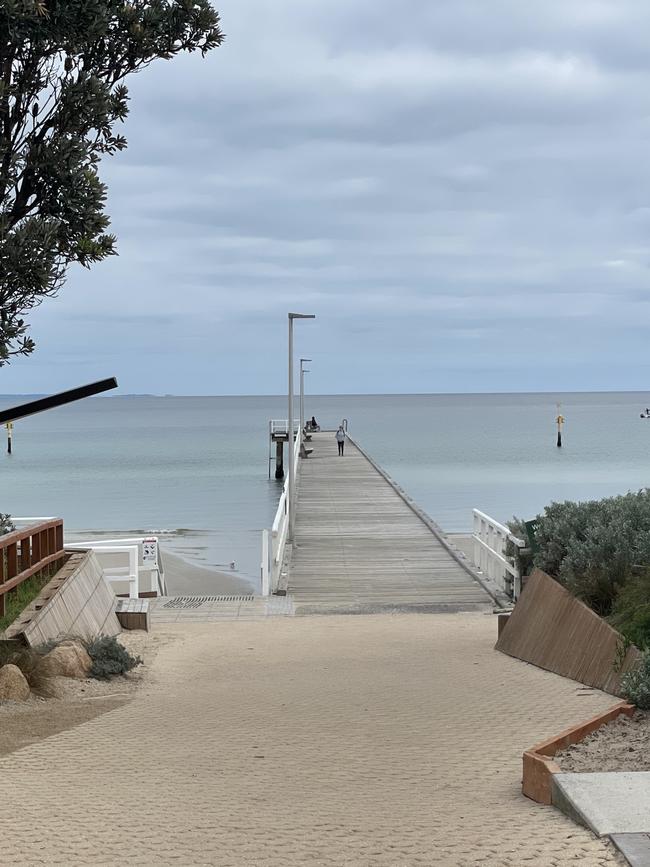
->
[0,614,623,865]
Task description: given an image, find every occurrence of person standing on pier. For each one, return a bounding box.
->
[336,425,346,456]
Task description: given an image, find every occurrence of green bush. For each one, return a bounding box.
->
[84,636,142,681]
[520,490,650,616]
[609,572,650,649]
[506,517,534,576]
[621,649,650,709]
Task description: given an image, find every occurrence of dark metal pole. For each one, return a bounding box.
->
[0,378,118,426]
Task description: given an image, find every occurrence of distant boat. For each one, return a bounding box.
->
[641,409,650,418]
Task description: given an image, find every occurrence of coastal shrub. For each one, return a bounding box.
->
[621,650,650,710]
[609,572,650,650]
[84,636,141,681]
[505,517,534,576]
[0,514,14,536]
[515,490,650,616]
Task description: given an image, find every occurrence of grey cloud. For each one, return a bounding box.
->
[4,0,650,395]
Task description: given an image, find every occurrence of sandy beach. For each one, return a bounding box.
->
[162,549,256,595]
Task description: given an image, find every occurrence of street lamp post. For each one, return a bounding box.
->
[288,314,315,543]
[300,358,311,433]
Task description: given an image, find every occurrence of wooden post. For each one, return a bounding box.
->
[5,422,12,455]
[275,440,284,479]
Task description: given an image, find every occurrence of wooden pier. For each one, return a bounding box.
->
[286,432,495,613]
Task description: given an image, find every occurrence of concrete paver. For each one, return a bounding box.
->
[611,834,650,867]
[554,772,650,835]
[0,614,625,865]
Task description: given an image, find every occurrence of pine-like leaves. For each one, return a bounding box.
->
[0,0,223,362]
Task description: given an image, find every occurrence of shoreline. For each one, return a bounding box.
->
[161,549,257,596]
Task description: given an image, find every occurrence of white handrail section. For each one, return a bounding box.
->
[269,419,300,436]
[66,536,166,597]
[13,518,168,599]
[261,426,301,595]
[472,509,526,601]
[64,544,140,599]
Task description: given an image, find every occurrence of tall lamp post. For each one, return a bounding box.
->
[300,358,311,433]
[288,313,315,543]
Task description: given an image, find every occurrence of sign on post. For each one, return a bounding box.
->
[142,539,157,562]
[524,519,540,554]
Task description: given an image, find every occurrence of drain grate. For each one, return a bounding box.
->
[162,595,254,609]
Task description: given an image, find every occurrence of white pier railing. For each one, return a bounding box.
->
[471,509,526,601]
[269,419,299,437]
[261,428,301,595]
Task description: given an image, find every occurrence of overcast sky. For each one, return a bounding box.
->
[4,0,650,395]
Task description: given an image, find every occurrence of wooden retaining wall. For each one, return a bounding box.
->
[495,569,640,695]
[6,550,121,646]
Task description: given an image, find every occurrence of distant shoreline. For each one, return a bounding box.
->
[3,389,650,399]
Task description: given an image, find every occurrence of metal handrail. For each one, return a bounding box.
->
[270,419,300,435]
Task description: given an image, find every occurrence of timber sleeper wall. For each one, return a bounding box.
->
[496,569,640,695]
[8,549,122,646]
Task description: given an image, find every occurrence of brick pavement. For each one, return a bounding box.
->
[0,614,625,865]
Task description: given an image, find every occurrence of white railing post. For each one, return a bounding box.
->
[470,509,526,601]
[128,545,139,598]
[261,529,270,596]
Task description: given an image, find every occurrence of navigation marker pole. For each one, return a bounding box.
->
[556,405,564,448]
[5,422,12,455]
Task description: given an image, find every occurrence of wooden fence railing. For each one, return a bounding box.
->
[0,519,65,618]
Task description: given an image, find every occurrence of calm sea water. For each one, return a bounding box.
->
[1,392,649,589]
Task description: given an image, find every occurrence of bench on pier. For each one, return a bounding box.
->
[300,442,314,458]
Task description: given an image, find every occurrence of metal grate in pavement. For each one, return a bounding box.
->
[162,595,254,609]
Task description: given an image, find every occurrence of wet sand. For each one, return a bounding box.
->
[162,549,257,596]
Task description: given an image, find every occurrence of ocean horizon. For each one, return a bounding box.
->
[2,390,650,592]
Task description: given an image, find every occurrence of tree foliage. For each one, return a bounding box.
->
[0,0,223,362]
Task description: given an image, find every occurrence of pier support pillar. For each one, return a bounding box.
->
[275,440,284,479]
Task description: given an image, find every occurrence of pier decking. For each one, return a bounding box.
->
[287,432,494,613]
